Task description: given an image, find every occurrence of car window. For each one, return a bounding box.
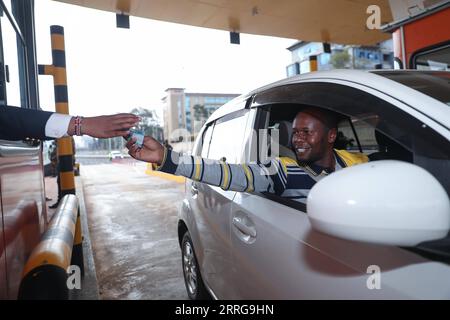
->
[336,117,378,154]
[253,82,450,217]
[208,110,249,164]
[255,82,450,160]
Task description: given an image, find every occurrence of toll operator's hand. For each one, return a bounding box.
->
[67,113,140,138]
[126,135,165,165]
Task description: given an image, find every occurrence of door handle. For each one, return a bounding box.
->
[232,216,256,238]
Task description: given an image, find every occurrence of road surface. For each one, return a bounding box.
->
[79,160,188,299]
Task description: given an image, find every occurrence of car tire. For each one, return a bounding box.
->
[181,232,211,300]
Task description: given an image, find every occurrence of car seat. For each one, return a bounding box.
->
[275,121,297,159]
[369,130,413,162]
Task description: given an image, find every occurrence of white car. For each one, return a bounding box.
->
[109,151,124,160]
[177,70,450,299]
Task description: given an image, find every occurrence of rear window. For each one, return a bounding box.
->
[372,71,450,106]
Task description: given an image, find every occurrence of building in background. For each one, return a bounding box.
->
[286,40,394,76]
[163,88,239,142]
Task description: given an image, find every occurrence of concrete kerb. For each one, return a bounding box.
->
[145,163,185,184]
[70,177,100,300]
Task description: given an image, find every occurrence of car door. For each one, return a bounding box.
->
[230,80,450,299]
[187,103,251,298]
[231,105,391,299]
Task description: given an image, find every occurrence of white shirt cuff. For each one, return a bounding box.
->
[45,113,72,138]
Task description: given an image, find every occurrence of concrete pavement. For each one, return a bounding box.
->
[78,160,187,300]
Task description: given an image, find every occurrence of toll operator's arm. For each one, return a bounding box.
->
[0,105,55,140]
[0,105,139,141]
[126,135,288,195]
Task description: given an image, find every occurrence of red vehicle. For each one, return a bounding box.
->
[384,3,449,70]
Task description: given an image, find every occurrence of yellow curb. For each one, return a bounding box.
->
[145,164,185,184]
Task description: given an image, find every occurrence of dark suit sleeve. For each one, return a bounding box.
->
[0,105,54,141]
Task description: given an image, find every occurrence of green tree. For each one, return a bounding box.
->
[89,107,164,151]
[130,107,164,142]
[354,58,375,70]
[330,51,351,69]
[193,104,209,122]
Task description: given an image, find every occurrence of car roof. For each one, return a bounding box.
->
[207,69,450,129]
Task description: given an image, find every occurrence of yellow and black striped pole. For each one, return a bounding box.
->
[38,25,74,197]
[38,25,84,275]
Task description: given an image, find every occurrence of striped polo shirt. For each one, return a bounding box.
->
[155,148,368,203]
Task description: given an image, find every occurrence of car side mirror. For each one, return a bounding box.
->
[307,160,450,246]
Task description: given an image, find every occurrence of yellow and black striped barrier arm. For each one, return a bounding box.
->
[71,209,84,277]
[18,195,78,299]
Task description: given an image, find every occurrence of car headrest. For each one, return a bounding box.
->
[278,121,293,148]
[375,130,403,152]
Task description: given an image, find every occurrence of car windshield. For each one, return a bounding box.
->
[372,71,450,106]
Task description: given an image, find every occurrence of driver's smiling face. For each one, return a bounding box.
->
[292,112,330,164]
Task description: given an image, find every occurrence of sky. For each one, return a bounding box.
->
[35,0,296,120]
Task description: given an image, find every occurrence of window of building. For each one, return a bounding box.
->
[318,53,331,67]
[185,96,191,131]
[286,62,300,77]
[177,99,184,127]
[206,97,216,104]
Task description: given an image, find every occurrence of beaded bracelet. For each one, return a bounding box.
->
[74,116,83,136]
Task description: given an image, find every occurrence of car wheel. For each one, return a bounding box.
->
[181,232,210,300]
